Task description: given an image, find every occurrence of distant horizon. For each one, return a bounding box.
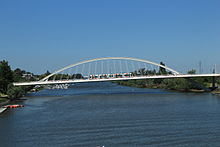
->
[1,0,219,74]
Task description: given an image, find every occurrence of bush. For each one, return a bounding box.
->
[162,78,191,90]
[7,84,25,99]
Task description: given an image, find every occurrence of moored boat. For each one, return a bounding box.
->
[5,104,24,108]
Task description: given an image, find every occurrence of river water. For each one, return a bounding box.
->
[1,82,220,147]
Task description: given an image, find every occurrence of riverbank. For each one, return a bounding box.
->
[0,93,9,106]
[211,89,220,95]
[0,97,10,114]
[115,80,210,93]
[0,98,10,106]
[0,107,7,114]
[0,85,44,107]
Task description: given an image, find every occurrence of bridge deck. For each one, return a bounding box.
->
[13,74,220,86]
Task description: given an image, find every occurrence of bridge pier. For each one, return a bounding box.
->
[211,76,218,90]
[211,68,218,90]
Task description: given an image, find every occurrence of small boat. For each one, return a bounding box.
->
[6,104,24,108]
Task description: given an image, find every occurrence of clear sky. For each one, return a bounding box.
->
[0,0,220,74]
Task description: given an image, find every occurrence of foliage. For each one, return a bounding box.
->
[217,77,220,84]
[0,60,13,93]
[162,78,192,90]
[116,65,215,91]
[72,74,83,79]
[39,70,51,79]
[0,60,36,99]
[159,62,167,75]
[188,69,196,74]
[6,84,25,99]
[13,68,26,82]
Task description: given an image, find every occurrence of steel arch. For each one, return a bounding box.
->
[41,57,180,81]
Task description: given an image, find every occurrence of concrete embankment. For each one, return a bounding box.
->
[0,107,7,114]
[0,99,10,114]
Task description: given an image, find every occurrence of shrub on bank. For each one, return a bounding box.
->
[7,84,25,99]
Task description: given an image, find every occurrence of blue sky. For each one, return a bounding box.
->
[0,0,220,74]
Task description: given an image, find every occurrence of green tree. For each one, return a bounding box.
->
[0,60,13,93]
[162,78,191,90]
[188,69,196,74]
[39,70,51,80]
[72,74,83,79]
[13,68,24,82]
[159,62,167,75]
[7,84,25,99]
[138,68,146,75]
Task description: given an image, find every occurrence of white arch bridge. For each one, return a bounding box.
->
[14,57,220,86]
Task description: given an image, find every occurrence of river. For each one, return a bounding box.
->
[1,82,220,147]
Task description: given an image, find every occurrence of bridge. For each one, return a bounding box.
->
[13,57,220,86]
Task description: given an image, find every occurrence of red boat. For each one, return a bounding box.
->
[7,104,24,108]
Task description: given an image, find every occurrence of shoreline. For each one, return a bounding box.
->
[211,90,220,95]
[0,98,10,114]
[0,107,7,114]
[0,98,10,106]
[0,85,42,107]
[116,82,211,93]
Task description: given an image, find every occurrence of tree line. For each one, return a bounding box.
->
[0,60,39,99]
[116,62,219,91]
[0,60,85,100]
